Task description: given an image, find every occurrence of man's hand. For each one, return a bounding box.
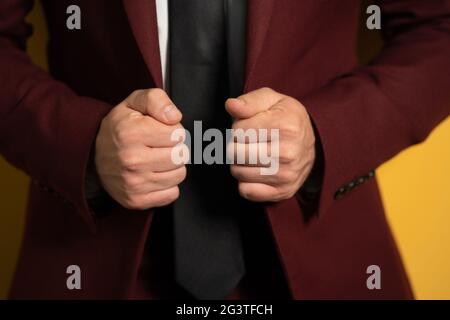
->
[95,89,186,210]
[226,88,316,202]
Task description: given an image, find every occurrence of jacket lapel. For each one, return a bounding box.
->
[245,0,275,91]
[122,0,163,88]
[122,0,274,91]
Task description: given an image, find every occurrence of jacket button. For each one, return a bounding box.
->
[334,187,347,200]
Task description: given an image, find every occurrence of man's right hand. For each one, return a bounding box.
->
[95,89,186,210]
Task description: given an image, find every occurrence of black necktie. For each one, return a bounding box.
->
[169,0,246,299]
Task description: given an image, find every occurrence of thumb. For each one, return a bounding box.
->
[125,88,182,125]
[225,87,284,119]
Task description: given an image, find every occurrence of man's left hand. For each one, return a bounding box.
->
[225,87,316,202]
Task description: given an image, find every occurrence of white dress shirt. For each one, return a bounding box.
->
[155,0,169,89]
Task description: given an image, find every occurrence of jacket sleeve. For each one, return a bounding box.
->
[300,0,450,216]
[0,0,112,231]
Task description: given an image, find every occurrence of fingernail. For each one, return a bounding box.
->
[164,104,180,122]
[233,98,246,106]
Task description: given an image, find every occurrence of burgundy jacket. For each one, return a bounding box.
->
[1,0,449,299]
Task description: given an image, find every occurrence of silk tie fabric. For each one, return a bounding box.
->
[169,0,246,299]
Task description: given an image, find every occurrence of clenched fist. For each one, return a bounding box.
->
[226,88,316,202]
[95,89,187,210]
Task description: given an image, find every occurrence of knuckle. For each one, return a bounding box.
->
[285,96,301,108]
[123,195,144,210]
[277,185,295,201]
[114,124,134,145]
[108,106,124,122]
[131,89,144,98]
[276,168,293,184]
[122,173,141,191]
[260,87,274,95]
[238,183,248,198]
[238,183,253,200]
[163,187,180,204]
[279,143,297,163]
[230,166,243,180]
[169,187,180,201]
[146,88,166,102]
[152,187,180,207]
[280,123,301,140]
[119,150,141,169]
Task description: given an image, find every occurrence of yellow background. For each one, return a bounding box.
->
[1,2,449,299]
